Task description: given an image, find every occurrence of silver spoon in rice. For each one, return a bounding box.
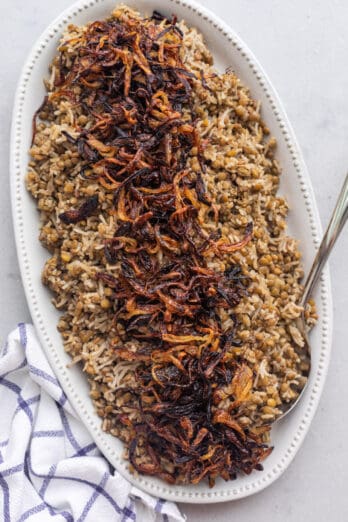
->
[278,172,348,419]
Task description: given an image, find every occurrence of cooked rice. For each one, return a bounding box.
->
[26,4,317,483]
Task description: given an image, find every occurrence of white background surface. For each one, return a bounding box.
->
[0,0,347,520]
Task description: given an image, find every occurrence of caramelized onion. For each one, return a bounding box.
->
[52,8,271,486]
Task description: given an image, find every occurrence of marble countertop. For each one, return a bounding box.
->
[0,0,347,520]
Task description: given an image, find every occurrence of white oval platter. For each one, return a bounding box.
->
[10,0,333,504]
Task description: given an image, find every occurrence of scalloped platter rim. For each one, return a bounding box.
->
[10,0,333,503]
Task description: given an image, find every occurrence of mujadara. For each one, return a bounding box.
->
[26,4,317,486]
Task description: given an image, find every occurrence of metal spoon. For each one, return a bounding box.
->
[278,172,348,419]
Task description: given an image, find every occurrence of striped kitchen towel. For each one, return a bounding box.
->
[0,324,185,522]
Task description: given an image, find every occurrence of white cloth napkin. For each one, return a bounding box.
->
[0,324,185,522]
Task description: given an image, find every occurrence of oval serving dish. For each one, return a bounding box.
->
[10,0,333,503]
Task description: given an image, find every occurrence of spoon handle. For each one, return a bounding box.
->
[301,173,348,306]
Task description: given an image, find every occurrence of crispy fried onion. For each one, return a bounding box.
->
[52,8,271,486]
